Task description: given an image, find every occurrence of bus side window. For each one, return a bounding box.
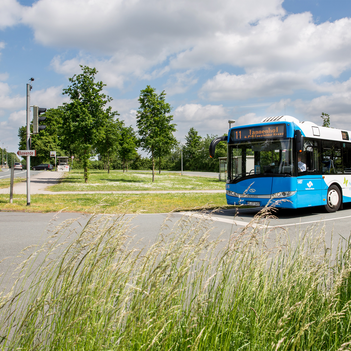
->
[322,141,342,174]
[343,143,351,173]
[302,139,319,173]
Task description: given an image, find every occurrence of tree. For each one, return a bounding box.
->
[95,109,121,173]
[61,66,115,182]
[321,112,330,128]
[118,125,138,172]
[154,130,177,174]
[136,85,176,182]
[18,106,66,166]
[183,127,202,170]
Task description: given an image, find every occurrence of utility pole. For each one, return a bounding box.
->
[26,78,34,206]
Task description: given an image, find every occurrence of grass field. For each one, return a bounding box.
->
[0,192,227,213]
[0,170,227,213]
[1,211,350,350]
[49,170,224,192]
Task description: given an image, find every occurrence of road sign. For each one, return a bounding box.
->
[17,150,36,157]
[50,151,56,157]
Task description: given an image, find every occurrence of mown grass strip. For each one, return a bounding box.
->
[0,193,227,213]
[49,170,224,192]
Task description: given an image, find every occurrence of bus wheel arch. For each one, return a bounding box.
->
[325,184,342,212]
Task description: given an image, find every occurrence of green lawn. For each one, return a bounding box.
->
[0,193,227,213]
[0,170,228,213]
[49,170,224,192]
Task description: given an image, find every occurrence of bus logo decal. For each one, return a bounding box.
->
[249,188,256,193]
[344,177,349,187]
[307,181,313,188]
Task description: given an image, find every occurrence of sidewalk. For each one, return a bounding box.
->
[0,171,225,195]
[0,171,65,195]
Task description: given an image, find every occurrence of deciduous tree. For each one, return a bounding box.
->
[96,109,121,173]
[183,127,201,170]
[321,112,331,127]
[61,66,115,182]
[118,124,138,172]
[18,107,66,166]
[136,85,176,181]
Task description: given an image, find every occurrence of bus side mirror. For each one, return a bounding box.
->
[295,130,303,153]
[209,135,227,158]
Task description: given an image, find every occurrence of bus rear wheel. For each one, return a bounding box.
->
[325,185,341,213]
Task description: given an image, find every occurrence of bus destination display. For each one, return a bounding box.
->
[230,124,286,142]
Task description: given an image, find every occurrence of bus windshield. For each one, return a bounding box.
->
[228,138,294,181]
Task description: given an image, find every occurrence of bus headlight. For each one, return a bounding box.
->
[226,190,240,197]
[272,191,296,198]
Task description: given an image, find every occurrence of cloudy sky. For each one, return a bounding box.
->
[1,0,351,153]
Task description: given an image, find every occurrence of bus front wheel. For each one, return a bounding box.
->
[325,185,341,213]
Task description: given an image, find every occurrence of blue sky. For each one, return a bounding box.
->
[1,0,351,153]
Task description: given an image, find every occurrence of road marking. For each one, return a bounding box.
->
[179,211,351,229]
[0,170,27,179]
[272,214,351,228]
[179,212,266,228]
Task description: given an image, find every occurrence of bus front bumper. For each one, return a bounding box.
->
[226,190,297,209]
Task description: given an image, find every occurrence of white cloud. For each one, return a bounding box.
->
[0,0,22,29]
[234,113,263,127]
[20,0,285,88]
[266,89,351,131]
[200,71,316,101]
[165,70,198,96]
[31,86,69,108]
[110,98,138,127]
[0,83,23,111]
[173,103,229,138]
[171,14,351,75]
[22,0,284,53]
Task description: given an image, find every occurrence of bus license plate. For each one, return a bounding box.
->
[247,201,260,207]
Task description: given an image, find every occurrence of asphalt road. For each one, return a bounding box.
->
[1,206,350,273]
[0,168,47,179]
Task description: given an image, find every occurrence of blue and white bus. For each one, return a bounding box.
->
[209,116,351,212]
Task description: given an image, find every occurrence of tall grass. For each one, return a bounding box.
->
[1,209,351,350]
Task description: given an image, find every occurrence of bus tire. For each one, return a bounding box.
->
[325,185,341,213]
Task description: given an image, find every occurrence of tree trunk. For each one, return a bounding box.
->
[107,151,110,174]
[123,158,126,173]
[83,149,88,183]
[151,148,155,182]
[159,155,161,174]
